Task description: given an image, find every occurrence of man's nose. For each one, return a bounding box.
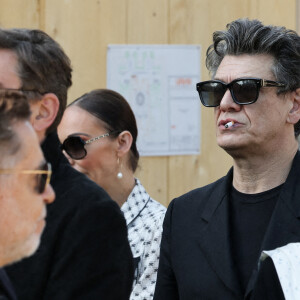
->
[219,89,241,111]
[43,184,55,204]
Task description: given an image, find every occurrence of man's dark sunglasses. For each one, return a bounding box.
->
[0,162,52,194]
[61,133,113,160]
[196,78,285,107]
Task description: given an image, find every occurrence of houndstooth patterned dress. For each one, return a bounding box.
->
[121,178,166,300]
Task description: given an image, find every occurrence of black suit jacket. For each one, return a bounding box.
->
[0,269,16,300]
[154,151,300,300]
[6,132,134,300]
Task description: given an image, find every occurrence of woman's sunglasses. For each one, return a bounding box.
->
[61,133,111,160]
[0,162,52,194]
[196,78,285,107]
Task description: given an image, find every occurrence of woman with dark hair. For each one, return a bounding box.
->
[58,89,166,300]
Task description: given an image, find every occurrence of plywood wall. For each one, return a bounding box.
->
[0,0,296,206]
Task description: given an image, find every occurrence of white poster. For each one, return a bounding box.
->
[107,45,201,156]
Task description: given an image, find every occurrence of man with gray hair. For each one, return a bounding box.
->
[154,18,300,299]
[0,91,54,299]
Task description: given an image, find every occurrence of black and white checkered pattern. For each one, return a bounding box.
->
[121,179,166,300]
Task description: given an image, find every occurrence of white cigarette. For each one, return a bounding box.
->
[225,121,234,128]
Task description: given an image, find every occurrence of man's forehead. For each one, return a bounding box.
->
[215,54,274,81]
[0,49,21,89]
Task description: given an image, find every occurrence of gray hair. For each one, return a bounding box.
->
[206,18,300,136]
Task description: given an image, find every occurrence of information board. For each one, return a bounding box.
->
[107,45,201,156]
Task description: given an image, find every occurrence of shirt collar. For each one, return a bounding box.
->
[121,178,150,226]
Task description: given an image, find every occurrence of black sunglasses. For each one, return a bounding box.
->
[196,78,285,107]
[61,133,112,160]
[0,162,52,194]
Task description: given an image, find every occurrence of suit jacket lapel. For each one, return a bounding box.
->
[245,151,300,297]
[198,168,243,298]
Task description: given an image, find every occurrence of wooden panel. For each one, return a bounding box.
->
[128,0,168,43]
[136,157,169,207]
[43,0,127,102]
[128,0,169,205]
[0,0,39,28]
[298,0,300,32]
[247,0,296,29]
[168,0,244,200]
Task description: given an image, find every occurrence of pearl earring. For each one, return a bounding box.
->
[117,157,123,179]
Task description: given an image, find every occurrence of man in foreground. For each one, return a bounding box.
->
[0,91,54,299]
[1,29,133,299]
[154,18,300,299]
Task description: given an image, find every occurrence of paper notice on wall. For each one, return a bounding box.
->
[107,45,201,156]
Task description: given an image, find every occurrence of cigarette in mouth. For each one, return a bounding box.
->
[225,121,234,128]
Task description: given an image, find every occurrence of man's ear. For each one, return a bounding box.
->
[116,131,133,158]
[30,93,59,141]
[287,88,300,124]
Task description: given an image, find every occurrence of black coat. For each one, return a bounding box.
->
[0,269,16,300]
[6,132,134,300]
[154,151,300,300]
